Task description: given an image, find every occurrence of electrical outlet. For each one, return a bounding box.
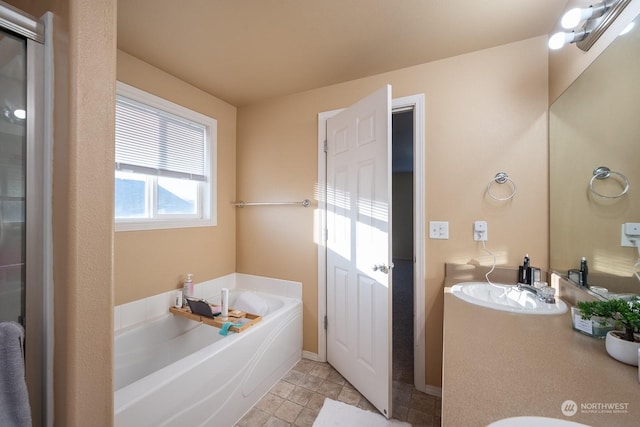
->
[624,223,640,235]
[621,223,640,247]
[474,220,488,241]
[429,221,449,239]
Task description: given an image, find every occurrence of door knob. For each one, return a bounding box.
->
[372,263,393,274]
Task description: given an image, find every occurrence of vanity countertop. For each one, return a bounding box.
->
[442,271,639,426]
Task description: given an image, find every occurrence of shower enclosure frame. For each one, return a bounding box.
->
[1,3,51,426]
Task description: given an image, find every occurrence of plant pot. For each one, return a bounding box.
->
[570,308,614,339]
[605,331,640,366]
[591,316,615,338]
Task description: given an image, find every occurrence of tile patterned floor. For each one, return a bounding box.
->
[235,359,441,427]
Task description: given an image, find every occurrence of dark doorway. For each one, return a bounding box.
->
[392,109,414,385]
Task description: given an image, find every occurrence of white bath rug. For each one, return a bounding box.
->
[312,398,411,427]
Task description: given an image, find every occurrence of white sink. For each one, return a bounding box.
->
[450,282,568,315]
[488,416,590,426]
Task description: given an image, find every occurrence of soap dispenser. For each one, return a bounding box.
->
[518,254,530,284]
[517,254,540,285]
[580,257,589,288]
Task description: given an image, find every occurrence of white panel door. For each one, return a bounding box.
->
[326,85,392,418]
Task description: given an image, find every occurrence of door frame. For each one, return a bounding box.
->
[0,6,52,425]
[316,93,426,393]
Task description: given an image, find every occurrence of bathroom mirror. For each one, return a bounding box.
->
[549,13,640,298]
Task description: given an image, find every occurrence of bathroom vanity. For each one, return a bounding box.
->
[442,264,639,426]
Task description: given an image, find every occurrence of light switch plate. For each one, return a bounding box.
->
[429,221,449,239]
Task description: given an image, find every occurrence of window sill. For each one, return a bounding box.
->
[115,218,216,232]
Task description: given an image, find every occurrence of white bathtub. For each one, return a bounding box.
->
[114,289,302,426]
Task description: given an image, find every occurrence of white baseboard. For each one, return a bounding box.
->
[423,384,442,398]
[302,350,322,362]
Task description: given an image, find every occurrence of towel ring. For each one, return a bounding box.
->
[589,166,629,199]
[487,172,517,201]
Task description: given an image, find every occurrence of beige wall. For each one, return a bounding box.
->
[8,0,117,425]
[237,36,550,388]
[114,51,237,305]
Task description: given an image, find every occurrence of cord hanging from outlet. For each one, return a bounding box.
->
[481,240,507,297]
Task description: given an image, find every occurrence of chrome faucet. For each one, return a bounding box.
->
[516,283,556,304]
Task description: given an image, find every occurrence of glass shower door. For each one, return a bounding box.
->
[0,30,27,325]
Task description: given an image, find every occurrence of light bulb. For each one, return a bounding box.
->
[561,8,592,29]
[549,32,570,50]
[548,30,588,50]
[13,109,26,120]
[562,2,610,29]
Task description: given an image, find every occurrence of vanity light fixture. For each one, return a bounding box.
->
[549,0,632,51]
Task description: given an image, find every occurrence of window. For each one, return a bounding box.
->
[114,82,217,231]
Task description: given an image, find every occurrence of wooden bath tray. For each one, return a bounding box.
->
[169,307,261,333]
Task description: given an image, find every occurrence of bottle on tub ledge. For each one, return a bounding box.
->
[182,273,194,308]
[220,288,229,320]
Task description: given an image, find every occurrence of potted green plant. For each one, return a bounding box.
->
[577,298,640,365]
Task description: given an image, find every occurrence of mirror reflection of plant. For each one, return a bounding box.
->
[577,297,640,342]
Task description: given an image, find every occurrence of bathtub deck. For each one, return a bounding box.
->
[169,306,262,332]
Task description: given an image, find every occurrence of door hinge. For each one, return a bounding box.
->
[324,315,328,330]
[323,139,328,153]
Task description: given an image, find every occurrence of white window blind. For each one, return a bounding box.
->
[115,95,207,182]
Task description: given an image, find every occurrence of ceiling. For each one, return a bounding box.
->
[117,0,571,107]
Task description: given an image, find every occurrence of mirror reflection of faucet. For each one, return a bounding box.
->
[568,256,589,288]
